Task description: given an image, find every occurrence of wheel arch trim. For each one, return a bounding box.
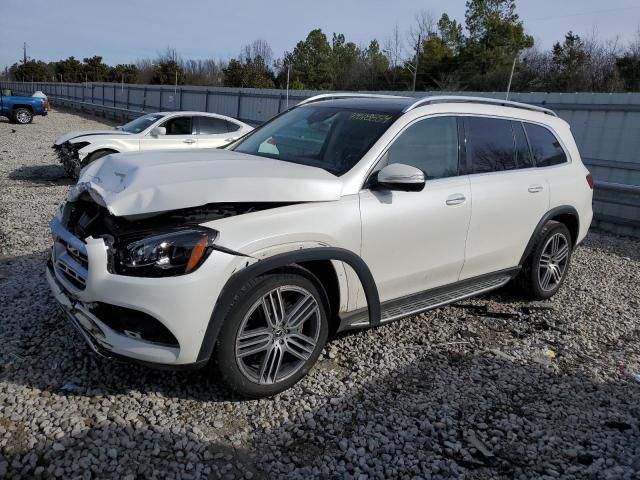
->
[519,205,579,266]
[196,247,380,363]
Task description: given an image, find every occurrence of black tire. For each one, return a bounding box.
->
[517,220,572,300]
[12,108,33,124]
[212,271,329,398]
[72,149,116,179]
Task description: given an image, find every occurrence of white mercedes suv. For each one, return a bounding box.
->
[47,94,593,397]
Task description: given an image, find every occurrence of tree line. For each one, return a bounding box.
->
[4,0,640,92]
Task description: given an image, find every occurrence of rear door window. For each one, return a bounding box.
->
[464,117,517,173]
[524,123,568,167]
[197,116,236,134]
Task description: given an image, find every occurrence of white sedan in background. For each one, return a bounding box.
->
[53,111,253,178]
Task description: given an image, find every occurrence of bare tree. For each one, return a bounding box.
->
[241,39,274,65]
[157,46,181,64]
[583,27,624,91]
[135,58,155,83]
[384,24,404,69]
[183,59,226,86]
[630,26,640,57]
[408,9,437,46]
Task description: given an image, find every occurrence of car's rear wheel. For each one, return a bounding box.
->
[518,220,572,300]
[213,272,329,398]
[12,108,33,124]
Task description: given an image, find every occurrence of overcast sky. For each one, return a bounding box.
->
[1,0,639,68]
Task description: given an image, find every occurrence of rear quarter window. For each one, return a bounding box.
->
[524,123,568,167]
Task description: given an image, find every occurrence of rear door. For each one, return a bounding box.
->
[359,116,472,302]
[194,116,245,148]
[459,117,550,280]
[139,115,197,151]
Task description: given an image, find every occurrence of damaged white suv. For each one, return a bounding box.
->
[47,94,593,397]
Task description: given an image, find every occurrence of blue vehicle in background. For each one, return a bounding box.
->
[0,89,48,124]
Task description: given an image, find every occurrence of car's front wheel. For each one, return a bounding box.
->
[518,220,572,300]
[71,149,117,179]
[12,108,33,124]
[213,271,329,398]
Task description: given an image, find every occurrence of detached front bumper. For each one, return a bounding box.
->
[47,216,235,367]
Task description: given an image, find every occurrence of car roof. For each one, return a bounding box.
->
[297,97,414,114]
[299,94,557,118]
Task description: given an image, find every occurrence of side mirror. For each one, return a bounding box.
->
[151,126,166,136]
[377,163,425,192]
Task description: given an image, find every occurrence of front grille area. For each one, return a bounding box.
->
[56,260,86,289]
[58,238,89,268]
[51,216,89,291]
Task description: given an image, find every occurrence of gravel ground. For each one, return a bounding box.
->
[0,109,639,480]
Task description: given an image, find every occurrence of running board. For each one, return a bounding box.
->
[339,270,517,330]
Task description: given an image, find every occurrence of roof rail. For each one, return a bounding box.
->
[402,95,558,117]
[297,93,409,106]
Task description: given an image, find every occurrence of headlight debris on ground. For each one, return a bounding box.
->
[0,110,639,479]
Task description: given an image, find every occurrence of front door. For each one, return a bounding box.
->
[359,116,472,303]
[139,115,197,151]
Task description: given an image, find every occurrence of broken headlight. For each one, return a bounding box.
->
[116,227,217,277]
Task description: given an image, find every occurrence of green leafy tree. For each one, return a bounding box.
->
[461,0,533,89]
[223,56,275,88]
[150,60,185,85]
[108,64,139,83]
[416,37,456,90]
[53,56,84,82]
[331,33,360,89]
[9,60,52,82]
[286,29,334,89]
[223,59,244,87]
[550,32,588,91]
[82,56,110,81]
[438,14,464,54]
[617,53,640,91]
[360,40,390,90]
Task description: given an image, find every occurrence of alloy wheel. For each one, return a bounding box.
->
[235,286,321,385]
[16,111,31,124]
[538,232,569,291]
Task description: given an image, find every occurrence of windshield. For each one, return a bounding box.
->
[120,113,165,133]
[232,105,398,175]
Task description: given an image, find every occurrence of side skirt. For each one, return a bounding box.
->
[338,268,519,331]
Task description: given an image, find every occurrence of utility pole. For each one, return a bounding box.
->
[505,51,519,100]
[286,65,290,108]
[409,34,421,92]
[22,42,28,65]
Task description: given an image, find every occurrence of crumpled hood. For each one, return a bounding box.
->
[71,149,343,216]
[54,129,131,145]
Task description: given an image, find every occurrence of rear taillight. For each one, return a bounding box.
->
[586,173,594,190]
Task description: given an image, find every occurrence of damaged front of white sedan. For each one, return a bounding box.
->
[52,111,253,179]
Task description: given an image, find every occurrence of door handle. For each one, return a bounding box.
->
[528,184,544,193]
[225,137,238,142]
[446,194,466,206]
[183,139,196,144]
